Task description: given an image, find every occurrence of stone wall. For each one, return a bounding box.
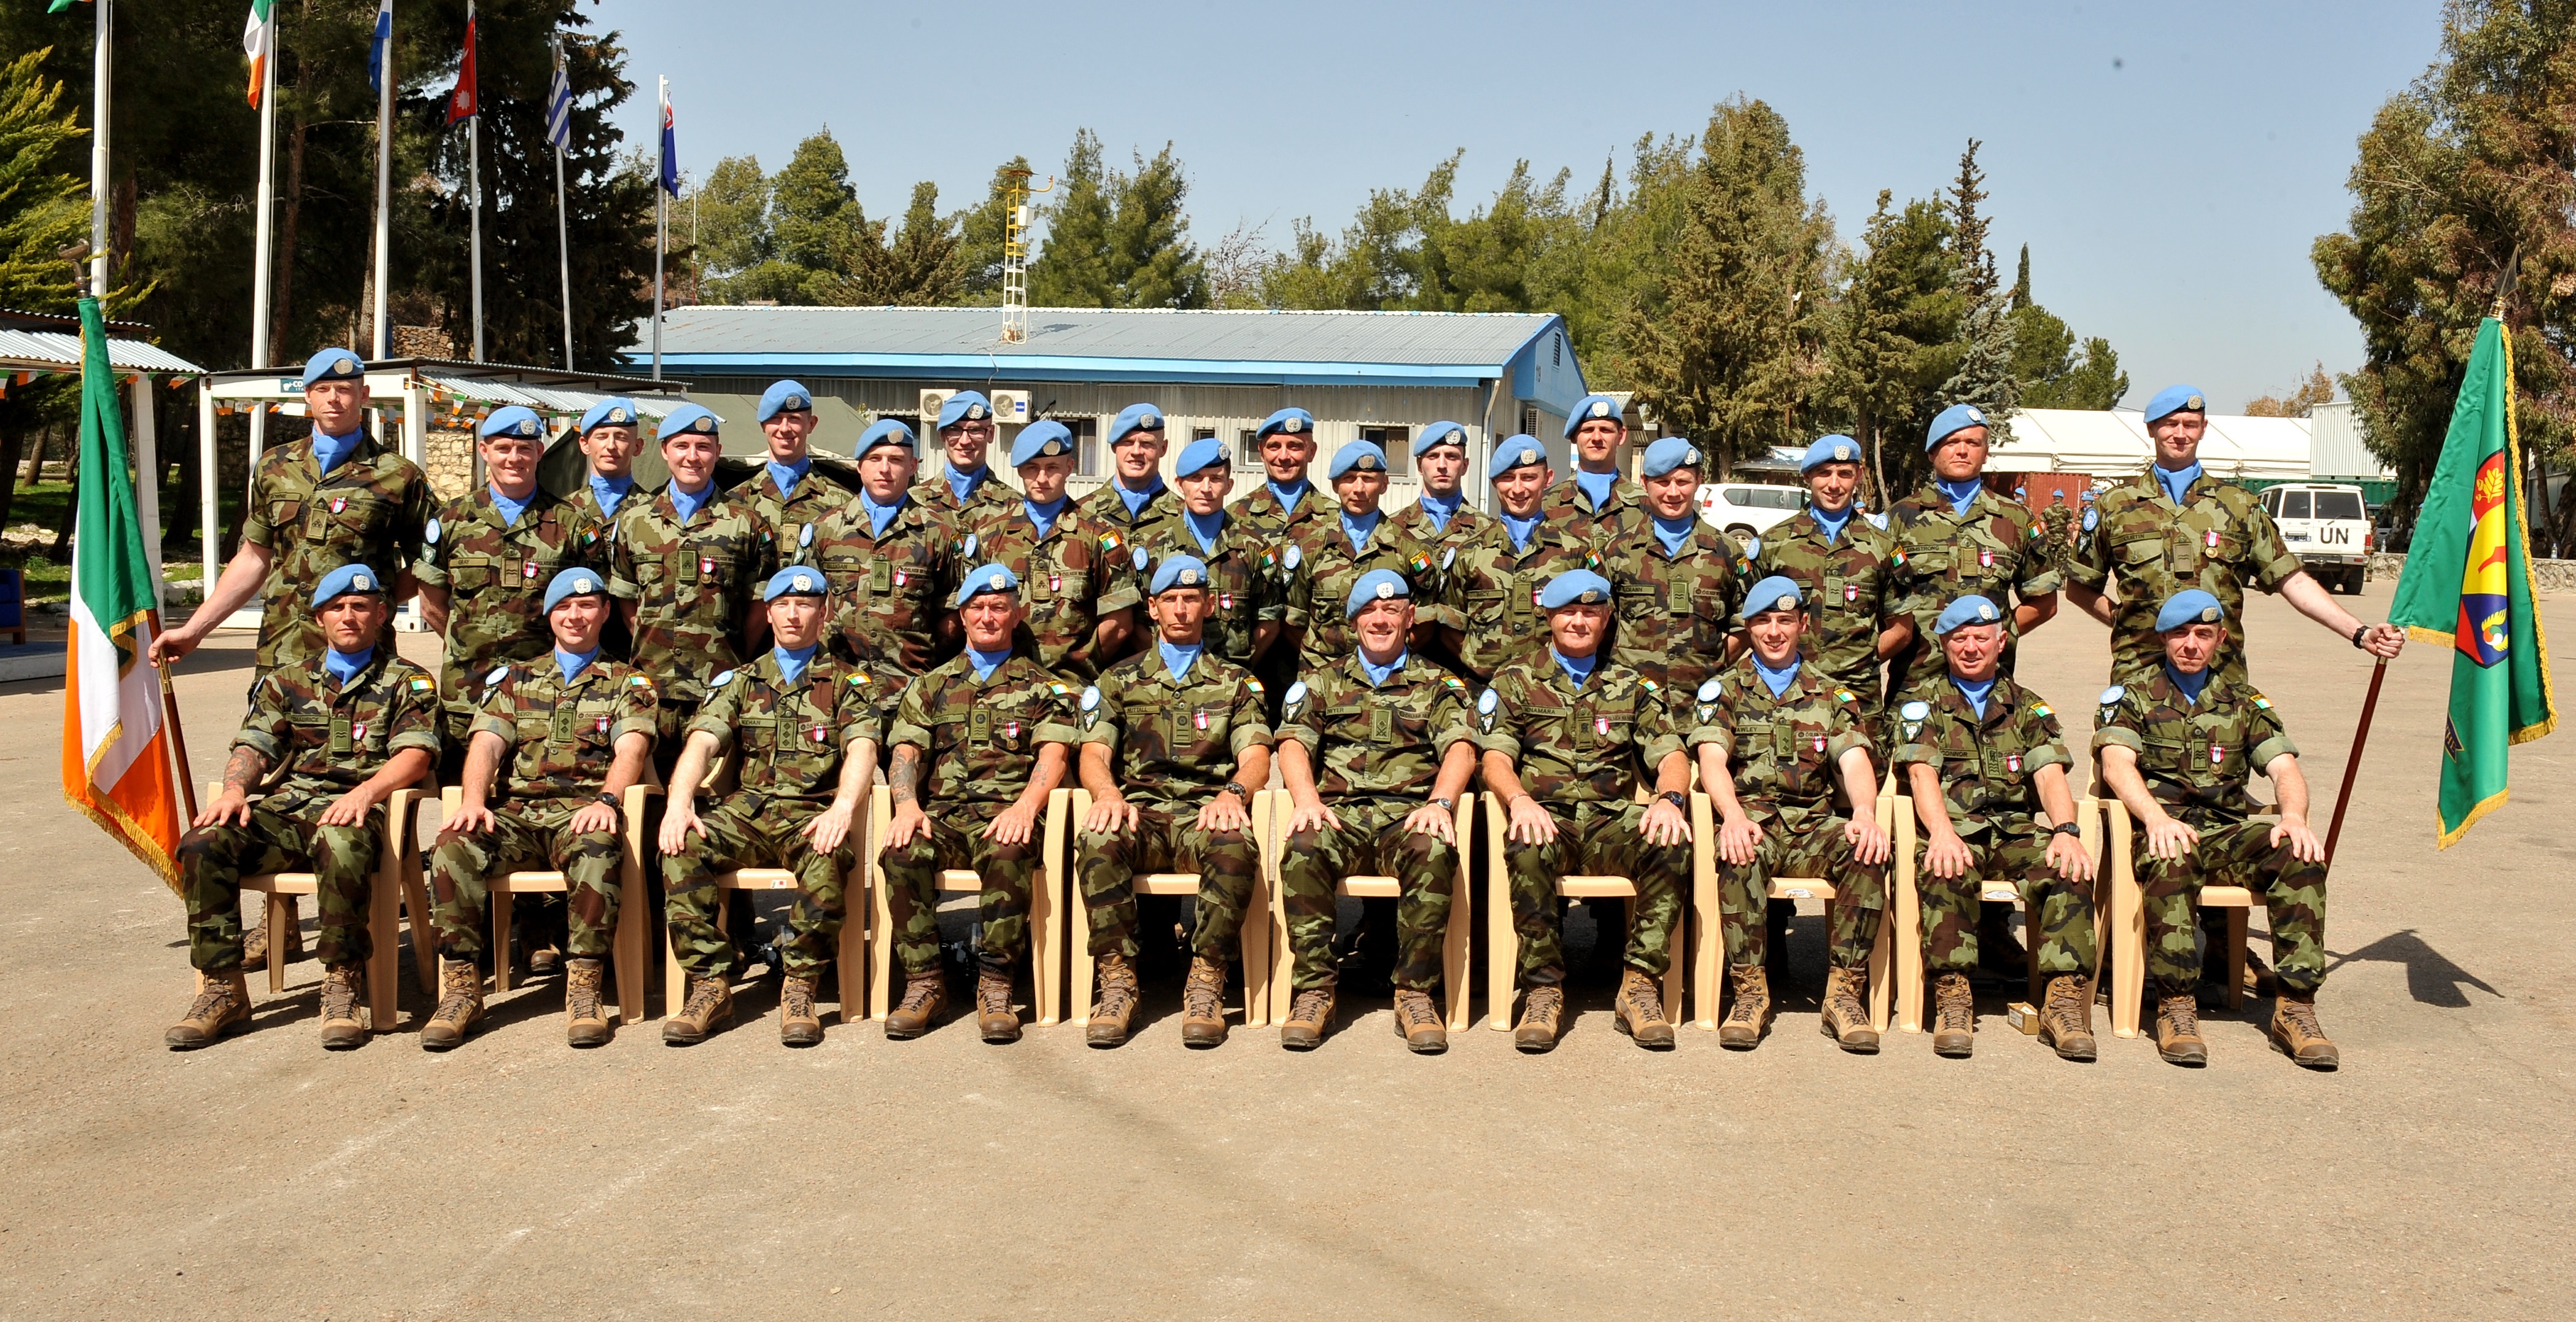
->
[2370,551,2576,593]
[422,429,474,502]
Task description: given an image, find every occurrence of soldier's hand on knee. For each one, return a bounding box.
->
[985,801,1039,847]
[1087,793,1141,835]
[1925,833,1973,880]
[804,802,856,855]
[1642,798,1691,847]
[1199,793,1248,834]
[885,802,928,850]
[1287,796,1340,836]
[1505,794,1558,846]
[1718,814,1764,866]
[2047,832,2095,884]
[568,801,619,836]
[441,802,497,838]
[316,785,382,828]
[2144,814,2198,861]
[1846,816,1891,866]
[1402,801,1453,842]
[658,803,706,856]
[196,790,252,830]
[2270,818,2326,865]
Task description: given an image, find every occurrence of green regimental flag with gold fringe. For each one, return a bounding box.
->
[2388,316,2557,847]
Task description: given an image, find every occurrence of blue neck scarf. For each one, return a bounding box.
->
[774,643,818,687]
[1810,503,1853,545]
[311,429,364,476]
[1935,476,1983,516]
[554,647,600,685]
[2165,662,2211,706]
[1551,647,1599,689]
[1360,648,1408,688]
[1953,673,1997,718]
[947,463,989,505]
[589,473,636,519]
[489,484,533,529]
[1267,476,1311,513]
[1340,509,1382,554]
[766,456,812,500]
[859,488,906,539]
[1501,508,1543,553]
[967,644,1012,683]
[322,645,373,687]
[1753,654,1800,698]
[2154,461,2203,506]
[1418,489,1464,532]
[1157,639,1203,683]
[668,480,713,524]
[1652,512,1697,558]
[1183,506,1224,556]
[1116,474,1165,519]
[1025,494,1069,541]
[1575,469,1617,510]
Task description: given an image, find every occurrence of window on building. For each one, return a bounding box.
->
[1360,425,1412,476]
[1521,403,1541,438]
[1236,427,1263,472]
[1068,417,1102,478]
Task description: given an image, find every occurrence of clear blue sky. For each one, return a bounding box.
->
[608,0,2445,412]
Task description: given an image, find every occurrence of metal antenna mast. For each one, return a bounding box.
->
[999,169,1053,343]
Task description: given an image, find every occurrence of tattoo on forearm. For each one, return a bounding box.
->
[221,746,263,797]
[889,745,920,806]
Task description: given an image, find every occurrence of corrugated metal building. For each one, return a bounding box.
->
[635,306,1591,508]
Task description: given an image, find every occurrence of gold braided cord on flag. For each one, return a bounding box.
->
[2498,324,2556,748]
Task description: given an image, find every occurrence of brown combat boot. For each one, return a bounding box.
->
[2155,993,2206,1066]
[564,957,611,1048]
[1278,986,1335,1051]
[884,971,946,1040]
[662,973,732,1045]
[2039,974,2097,1061]
[1931,971,1976,1058]
[1513,985,1565,1053]
[976,970,1020,1043]
[1394,987,1447,1054]
[1719,965,1771,1049]
[1085,954,1140,1048]
[779,973,823,1046]
[166,969,250,1050]
[242,900,303,969]
[1613,967,1675,1049]
[1180,956,1230,1049]
[1820,965,1879,1054]
[528,946,562,978]
[419,958,484,1052]
[317,964,368,1050]
[2269,993,2339,1070]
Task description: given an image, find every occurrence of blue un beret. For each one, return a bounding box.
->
[1151,555,1212,596]
[309,562,386,610]
[762,566,826,602]
[955,562,1022,607]
[1739,575,1804,621]
[757,379,815,422]
[1345,569,1410,618]
[1327,440,1387,481]
[1565,394,1623,438]
[855,418,917,456]
[1800,435,1863,473]
[1254,407,1313,442]
[2155,588,2226,631]
[657,403,720,441]
[300,348,365,389]
[1540,569,1613,610]
[937,390,993,430]
[2144,384,2209,425]
[1012,419,1076,466]
[1414,421,1469,457]
[478,405,545,442]
[543,566,609,613]
[578,397,641,436]
[1641,436,1704,478]
[1109,402,1166,445]
[1174,436,1228,477]
[1490,434,1548,478]
[1925,403,1989,451]
[1934,594,2004,636]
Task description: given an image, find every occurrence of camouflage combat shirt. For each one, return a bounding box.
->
[1685,656,1871,831]
[608,484,764,709]
[1076,478,1187,553]
[1386,497,1488,632]
[1542,472,1648,545]
[2090,667,2299,824]
[1278,652,1476,801]
[1445,513,1599,684]
[1750,506,1900,705]
[231,648,443,799]
[886,648,1080,808]
[1281,511,1441,671]
[1076,648,1271,806]
[1596,515,1750,696]
[807,493,960,674]
[1228,481,1330,594]
[1885,484,2062,696]
[1127,515,1280,668]
[963,502,1141,683]
[239,432,436,673]
[910,468,1018,526]
[1888,674,2071,835]
[467,656,659,806]
[1472,653,1683,806]
[737,462,847,575]
[412,485,606,723]
[2069,468,2301,685]
[688,649,888,804]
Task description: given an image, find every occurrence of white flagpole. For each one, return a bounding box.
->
[554,40,574,371]
[248,10,277,469]
[88,0,110,295]
[465,1,483,362]
[370,2,392,362]
[651,75,665,381]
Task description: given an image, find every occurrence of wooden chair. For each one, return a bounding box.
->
[206,781,428,1032]
[871,785,1068,1025]
[1258,795,1476,1033]
[1890,795,2105,1033]
[438,785,652,1023]
[1686,791,1895,1032]
[1063,787,1281,1029]
[1481,791,1685,1031]
[654,779,873,1023]
[2103,799,2265,1039]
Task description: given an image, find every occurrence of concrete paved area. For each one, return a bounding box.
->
[3,580,2572,1318]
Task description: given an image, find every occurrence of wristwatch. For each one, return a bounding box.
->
[2050,821,2081,838]
[1660,790,1690,812]
[596,791,624,819]
[2351,624,2369,649]
[1430,796,1456,812]
[1220,780,1253,803]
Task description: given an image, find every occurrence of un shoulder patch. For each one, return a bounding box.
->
[1284,544,1302,570]
[424,517,441,545]
[1476,688,1499,714]
[1899,701,1930,721]
[1744,535,1761,558]
[1079,685,1101,711]
[710,669,736,688]
[2098,685,2125,707]
[1697,677,1724,702]
[1282,680,1308,715]
[1441,546,1457,570]
[484,665,510,688]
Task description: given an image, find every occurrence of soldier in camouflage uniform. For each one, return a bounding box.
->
[1071,555,1273,1049]
[963,419,1139,682]
[421,570,657,1051]
[568,397,650,660]
[1690,577,1891,1053]
[1282,440,1441,672]
[1545,393,1647,544]
[1883,403,2062,704]
[1275,570,1479,1054]
[911,389,1018,526]
[1441,435,1597,685]
[2066,384,2404,689]
[413,405,607,781]
[1130,437,1282,675]
[2039,492,2076,575]
[736,379,850,601]
[2092,589,2338,1069]
[1478,569,1694,1054]
[1889,594,2100,1062]
[1596,436,1748,697]
[1231,407,1329,718]
[166,565,440,1051]
[1385,421,1484,645]
[809,418,960,674]
[1751,435,1908,713]
[882,565,1080,1044]
[1075,402,1187,556]
[658,567,885,1047]
[610,403,765,763]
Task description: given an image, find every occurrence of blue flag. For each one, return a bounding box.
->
[367,0,391,94]
[657,87,678,196]
[546,47,572,150]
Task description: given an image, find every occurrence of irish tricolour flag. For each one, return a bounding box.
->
[60,297,184,892]
[242,0,273,107]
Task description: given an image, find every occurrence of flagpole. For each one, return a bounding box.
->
[651,75,665,381]
[88,0,110,295]
[553,39,574,371]
[468,103,484,359]
[248,11,277,470]
[370,1,392,362]
[2320,657,2387,869]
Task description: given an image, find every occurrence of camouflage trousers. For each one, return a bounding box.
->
[879,802,1044,977]
[1505,799,1688,986]
[2135,816,2328,995]
[1716,810,1886,970]
[662,794,854,978]
[1279,798,1462,993]
[178,795,381,973]
[429,800,623,959]
[1914,827,2097,976]
[1074,801,1259,964]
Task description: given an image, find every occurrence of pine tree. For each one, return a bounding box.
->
[827,181,963,306]
[1941,294,2020,443]
[2009,244,2031,310]
[1029,130,1206,308]
[1825,191,1967,500]
[1949,139,1996,303]
[1028,129,1111,306]
[0,47,86,313]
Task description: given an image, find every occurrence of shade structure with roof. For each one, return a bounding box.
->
[1990,407,2319,483]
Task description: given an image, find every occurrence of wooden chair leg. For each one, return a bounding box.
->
[1893,799,1923,1033]
[665,908,688,1020]
[1267,795,1295,1027]
[403,867,438,995]
[1484,793,1515,1030]
[1689,791,1719,1030]
[1657,895,1683,1025]
[1441,795,1472,1033]
[369,862,400,1033]
[1866,898,1895,1032]
[1035,788,1069,1026]
[614,876,646,1023]
[1243,791,1274,1028]
[2111,801,2144,1038]
[1063,788,1095,1027]
[2226,907,2249,1011]
[491,886,514,994]
[867,785,894,1022]
[266,892,290,994]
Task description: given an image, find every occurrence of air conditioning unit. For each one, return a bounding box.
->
[919,389,1032,425]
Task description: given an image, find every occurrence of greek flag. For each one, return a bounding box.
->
[546,47,573,150]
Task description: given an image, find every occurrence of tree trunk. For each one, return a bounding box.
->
[1866,416,1888,511]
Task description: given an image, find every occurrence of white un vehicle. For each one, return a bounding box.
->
[2258,483,2372,594]
[1697,482,1809,539]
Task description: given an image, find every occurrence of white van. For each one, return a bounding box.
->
[2258,483,2373,593]
[1697,482,1807,538]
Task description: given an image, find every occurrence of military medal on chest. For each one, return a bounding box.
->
[811,723,829,744]
[1978,548,1994,569]
[1845,583,1860,602]
[522,559,540,580]
[2210,742,2227,766]
[2205,529,2221,550]
[1594,715,1612,737]
[1193,707,1209,731]
[2004,753,2022,773]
